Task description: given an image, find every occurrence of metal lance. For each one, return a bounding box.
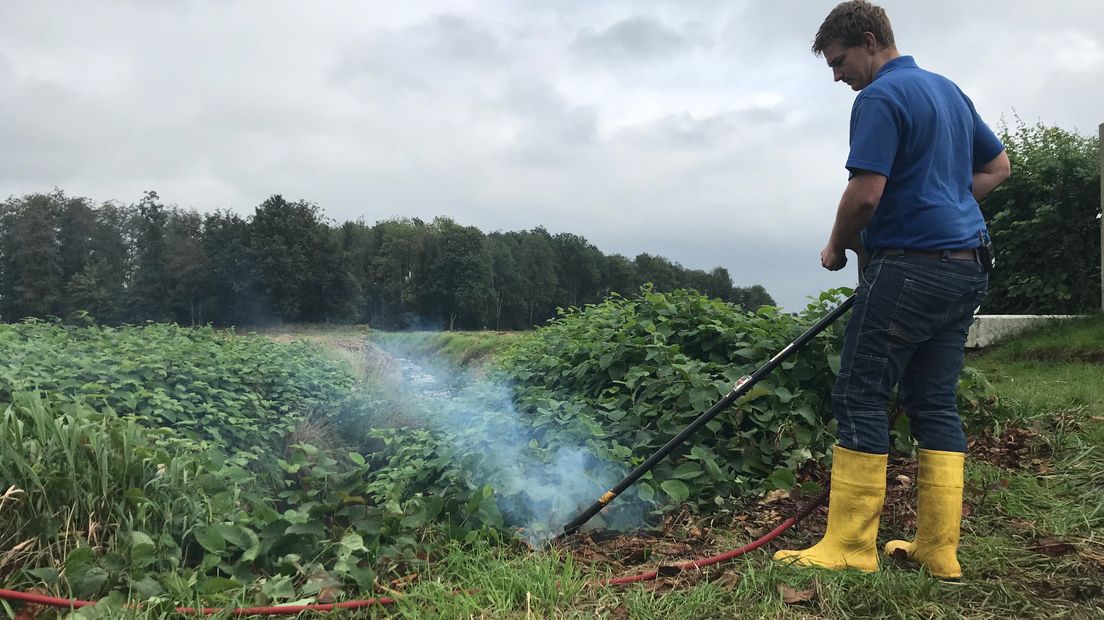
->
[556,294,856,541]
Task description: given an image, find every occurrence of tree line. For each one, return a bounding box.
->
[0,190,775,329]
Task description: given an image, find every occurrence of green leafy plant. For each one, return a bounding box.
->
[496,287,850,507]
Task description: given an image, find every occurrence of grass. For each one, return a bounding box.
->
[369,330,521,367]
[976,314,1104,363]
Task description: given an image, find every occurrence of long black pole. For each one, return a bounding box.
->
[557,294,856,539]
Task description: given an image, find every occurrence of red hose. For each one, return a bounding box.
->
[0,588,395,615]
[600,517,797,585]
[599,484,828,585]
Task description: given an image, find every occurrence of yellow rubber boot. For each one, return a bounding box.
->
[885,449,965,579]
[773,446,888,572]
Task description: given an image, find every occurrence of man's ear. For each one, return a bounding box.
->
[862,31,879,51]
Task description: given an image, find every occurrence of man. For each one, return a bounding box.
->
[773,1,1011,578]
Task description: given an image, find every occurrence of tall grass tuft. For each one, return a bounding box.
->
[0,391,214,584]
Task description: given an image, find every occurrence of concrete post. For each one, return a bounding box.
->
[1100,122,1103,311]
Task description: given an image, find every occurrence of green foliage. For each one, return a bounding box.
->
[0,322,479,605]
[498,287,848,504]
[0,321,353,453]
[980,120,1101,313]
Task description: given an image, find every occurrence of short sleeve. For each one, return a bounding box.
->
[846,95,900,177]
[971,113,1005,170]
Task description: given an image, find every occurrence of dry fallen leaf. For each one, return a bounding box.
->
[778,583,817,605]
[1030,539,1076,557]
[763,490,790,504]
[711,570,742,589]
[1078,550,1104,569]
[895,474,912,486]
[317,585,344,603]
[13,589,47,620]
[656,565,682,577]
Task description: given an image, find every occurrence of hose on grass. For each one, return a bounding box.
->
[0,589,397,616]
[0,483,831,615]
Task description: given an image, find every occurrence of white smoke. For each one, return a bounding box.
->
[380,341,650,546]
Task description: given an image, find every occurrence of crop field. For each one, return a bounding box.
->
[2,291,1103,618]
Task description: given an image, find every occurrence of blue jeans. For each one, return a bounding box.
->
[833,252,988,454]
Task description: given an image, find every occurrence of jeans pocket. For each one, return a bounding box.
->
[860,260,882,290]
[888,278,959,344]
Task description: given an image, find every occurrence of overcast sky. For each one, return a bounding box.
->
[2,1,1101,309]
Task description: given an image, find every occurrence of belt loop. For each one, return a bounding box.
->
[940,250,950,262]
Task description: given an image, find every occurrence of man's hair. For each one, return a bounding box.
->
[812,0,895,56]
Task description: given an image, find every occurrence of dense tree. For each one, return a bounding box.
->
[0,193,65,320]
[249,195,326,322]
[368,218,427,328]
[420,218,493,330]
[56,195,98,296]
[511,228,558,327]
[487,233,524,330]
[164,210,209,325]
[128,191,174,322]
[598,254,641,298]
[0,190,779,328]
[202,210,265,325]
[731,284,776,310]
[979,121,1101,313]
[72,202,131,323]
[633,253,680,292]
[304,225,359,323]
[551,232,602,308]
[686,266,735,301]
[338,220,377,322]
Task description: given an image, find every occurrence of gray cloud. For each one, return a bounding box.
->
[1,0,1101,309]
[334,14,505,94]
[570,16,711,64]
[616,106,788,150]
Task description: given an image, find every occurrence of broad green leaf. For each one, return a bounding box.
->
[200,576,243,594]
[340,532,367,552]
[768,468,797,490]
[672,462,704,480]
[194,525,226,554]
[660,479,690,504]
[129,575,162,598]
[130,531,156,566]
[26,567,59,583]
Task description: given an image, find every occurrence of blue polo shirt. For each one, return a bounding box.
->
[847,56,1005,250]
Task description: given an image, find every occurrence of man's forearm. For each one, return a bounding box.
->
[972,171,1005,201]
[827,183,879,252]
[973,150,1012,201]
[820,172,885,271]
